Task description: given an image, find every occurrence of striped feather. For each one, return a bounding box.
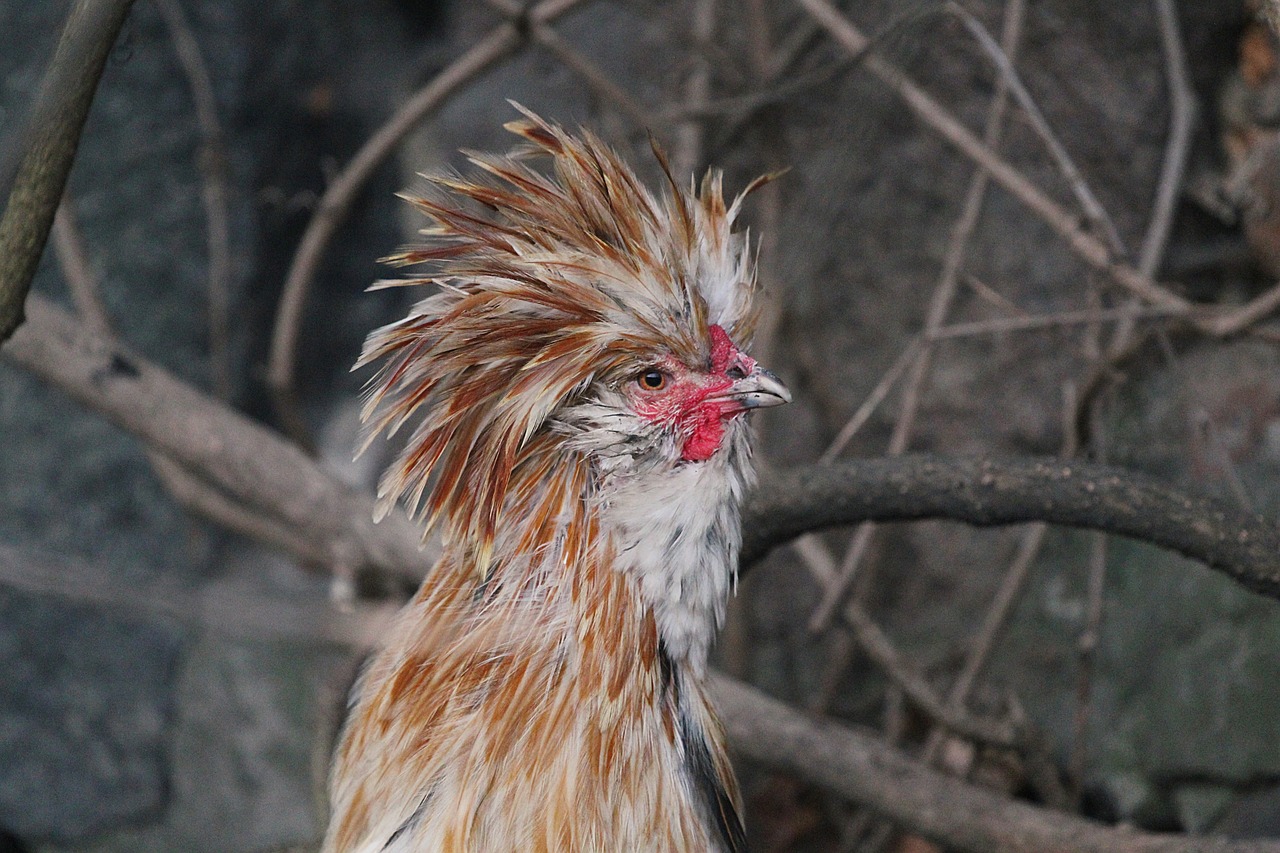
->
[325,108,765,852]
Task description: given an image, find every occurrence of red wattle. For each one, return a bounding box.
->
[681,411,726,462]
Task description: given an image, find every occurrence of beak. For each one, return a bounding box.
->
[726,366,791,409]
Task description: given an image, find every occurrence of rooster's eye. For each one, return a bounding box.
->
[637,369,668,391]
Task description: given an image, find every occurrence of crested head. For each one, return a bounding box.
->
[358,106,787,572]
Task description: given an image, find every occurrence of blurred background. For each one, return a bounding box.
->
[2,0,1280,850]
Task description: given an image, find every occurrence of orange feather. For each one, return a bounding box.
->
[324,106,784,852]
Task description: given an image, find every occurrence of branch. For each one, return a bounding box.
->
[0,543,390,649]
[793,0,1190,312]
[0,0,136,344]
[743,456,1280,600]
[10,298,1280,603]
[154,0,235,399]
[3,294,428,581]
[711,673,1280,853]
[266,0,591,447]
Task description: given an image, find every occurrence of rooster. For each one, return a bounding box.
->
[323,107,790,853]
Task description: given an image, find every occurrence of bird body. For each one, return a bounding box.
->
[323,108,788,852]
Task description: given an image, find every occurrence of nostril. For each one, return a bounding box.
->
[726,365,747,380]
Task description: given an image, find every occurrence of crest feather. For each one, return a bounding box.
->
[358,107,762,557]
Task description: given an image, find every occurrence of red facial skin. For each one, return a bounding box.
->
[631,324,757,462]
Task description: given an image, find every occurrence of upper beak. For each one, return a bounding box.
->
[726,366,791,409]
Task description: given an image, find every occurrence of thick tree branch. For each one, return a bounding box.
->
[3,294,427,581]
[0,0,136,344]
[8,297,1280,603]
[711,674,1280,853]
[743,456,1280,600]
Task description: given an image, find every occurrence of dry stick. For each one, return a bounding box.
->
[740,455,1280,599]
[153,0,234,401]
[808,0,1028,634]
[946,1,1127,259]
[673,0,717,181]
[930,304,1191,341]
[481,0,659,130]
[923,0,1197,787]
[0,543,393,649]
[0,0,136,344]
[530,24,659,131]
[265,0,590,448]
[962,270,1029,316]
[1071,525,1108,808]
[841,598,1022,748]
[50,195,335,573]
[5,524,1271,853]
[1141,0,1196,281]
[51,201,112,335]
[1064,1,1196,803]
[791,535,1024,749]
[1105,0,1197,358]
[829,5,1032,846]
[914,391,1075,773]
[712,674,1280,853]
[1203,277,1280,337]
[793,0,1189,313]
[4,295,429,582]
[819,337,923,462]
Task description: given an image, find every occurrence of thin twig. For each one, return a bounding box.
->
[809,0,1028,633]
[820,337,922,462]
[674,0,717,179]
[1201,278,1280,336]
[0,0,137,344]
[840,599,1022,747]
[153,0,235,400]
[929,303,1192,341]
[530,23,659,130]
[961,270,1029,317]
[946,1,1127,259]
[1106,0,1198,356]
[793,0,1191,312]
[51,199,112,335]
[266,0,590,447]
[1070,527,1108,808]
[1140,0,1196,279]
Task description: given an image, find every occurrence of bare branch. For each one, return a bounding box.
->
[810,0,1028,632]
[153,0,235,400]
[840,599,1022,748]
[0,543,391,648]
[0,0,136,344]
[792,0,1191,312]
[265,0,594,448]
[742,455,1280,600]
[947,1,1127,259]
[3,294,428,582]
[711,674,1280,853]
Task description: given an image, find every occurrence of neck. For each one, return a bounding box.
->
[599,422,754,671]
[326,433,752,851]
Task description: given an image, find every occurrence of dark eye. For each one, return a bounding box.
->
[637,369,668,391]
[726,364,747,380]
